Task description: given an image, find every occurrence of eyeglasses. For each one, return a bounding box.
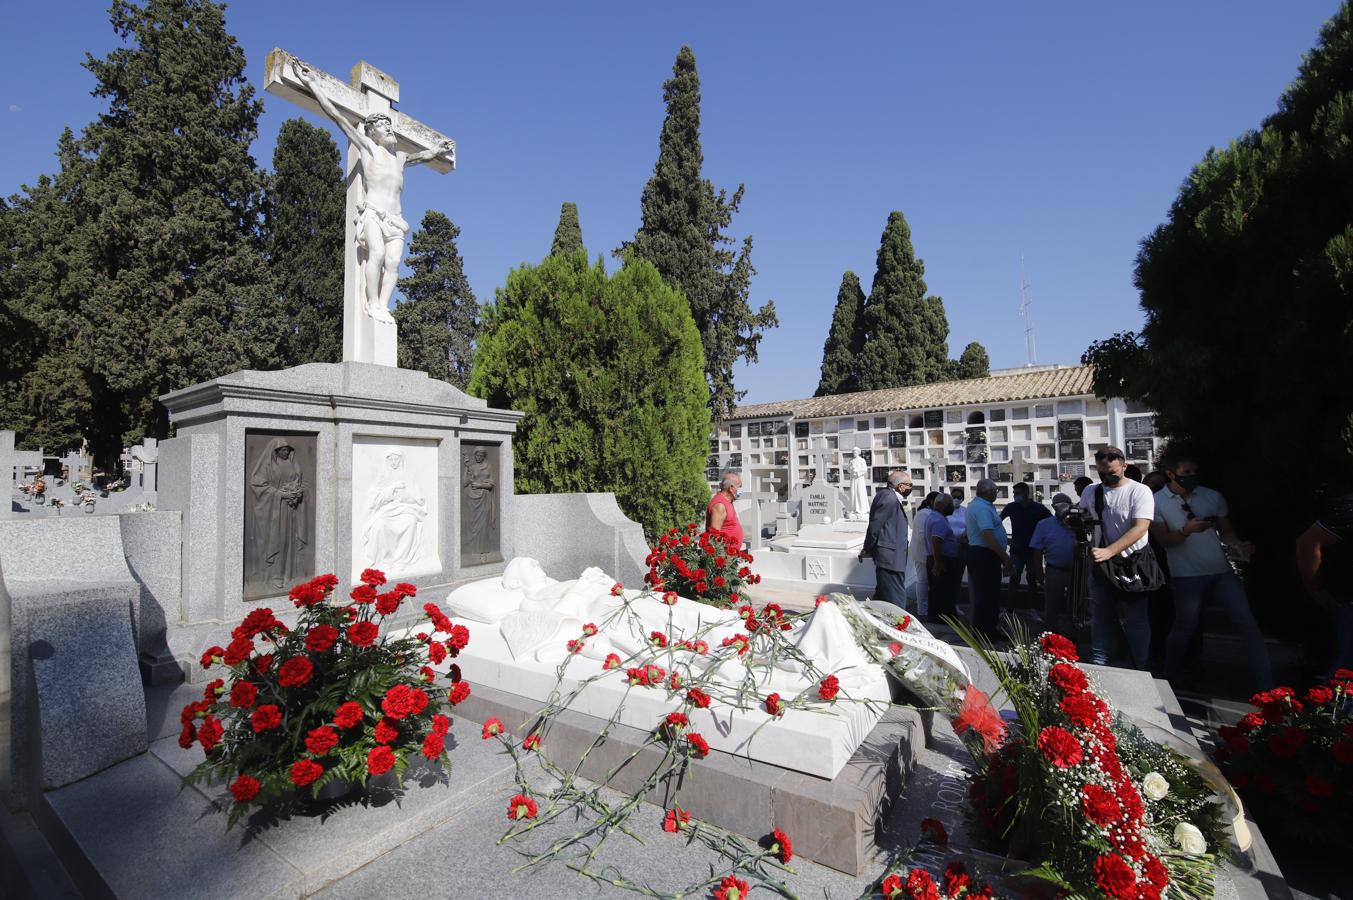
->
[1179,500,1195,521]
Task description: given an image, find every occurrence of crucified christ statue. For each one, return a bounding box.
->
[294,63,454,324]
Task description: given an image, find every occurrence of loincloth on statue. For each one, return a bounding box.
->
[354,203,410,248]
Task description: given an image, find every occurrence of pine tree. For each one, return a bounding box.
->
[549,202,584,256]
[815,271,866,396]
[950,341,991,380]
[470,253,710,537]
[856,211,950,391]
[265,117,344,366]
[394,211,478,388]
[623,46,776,418]
[0,0,286,460]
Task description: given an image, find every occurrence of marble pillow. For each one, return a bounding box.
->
[445,578,523,624]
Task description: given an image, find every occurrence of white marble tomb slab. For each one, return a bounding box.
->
[351,436,440,582]
[790,524,866,551]
[407,589,892,780]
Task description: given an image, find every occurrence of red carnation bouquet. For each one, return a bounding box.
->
[954,624,1228,899]
[643,522,759,608]
[181,569,466,824]
[1212,671,1353,849]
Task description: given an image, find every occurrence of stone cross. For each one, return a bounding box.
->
[263,49,456,367]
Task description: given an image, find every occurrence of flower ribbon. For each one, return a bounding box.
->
[951,683,1006,754]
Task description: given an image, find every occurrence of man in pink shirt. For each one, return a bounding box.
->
[706,470,744,547]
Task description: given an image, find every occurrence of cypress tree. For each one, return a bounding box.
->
[624,45,776,418]
[815,271,866,396]
[950,341,991,380]
[856,211,950,390]
[470,253,710,537]
[0,0,286,460]
[549,202,584,256]
[394,211,478,388]
[265,117,344,366]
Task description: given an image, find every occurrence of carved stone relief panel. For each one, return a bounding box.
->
[460,442,502,566]
[352,436,441,582]
[244,431,317,600]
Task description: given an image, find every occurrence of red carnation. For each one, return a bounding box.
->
[306,624,339,653]
[1305,685,1334,706]
[312,573,339,591]
[223,636,254,667]
[1037,725,1084,768]
[507,793,537,820]
[522,733,540,751]
[1268,726,1308,758]
[447,682,471,705]
[426,640,447,665]
[920,817,948,844]
[305,726,339,755]
[1092,853,1137,899]
[765,693,783,716]
[394,582,417,597]
[880,873,903,899]
[768,827,793,863]
[347,621,378,647]
[713,875,749,900]
[374,718,400,744]
[201,678,224,702]
[687,732,710,758]
[1060,692,1100,729]
[334,701,364,729]
[360,568,387,587]
[350,584,377,604]
[380,684,429,720]
[290,759,324,787]
[197,715,224,752]
[1081,784,1122,826]
[448,624,470,653]
[664,711,689,734]
[421,732,445,759]
[235,608,280,639]
[482,717,505,739]
[277,656,314,688]
[178,722,196,749]
[649,631,668,648]
[603,653,622,670]
[251,704,282,733]
[1048,662,1088,694]
[252,654,273,675]
[288,582,325,607]
[905,869,939,900]
[942,861,971,898]
[430,713,451,737]
[201,646,224,669]
[663,806,691,833]
[367,744,395,775]
[375,591,402,616]
[1142,855,1170,890]
[687,688,711,709]
[1039,632,1079,661]
[818,674,841,702]
[229,774,261,804]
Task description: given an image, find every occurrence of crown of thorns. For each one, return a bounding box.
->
[362,113,393,127]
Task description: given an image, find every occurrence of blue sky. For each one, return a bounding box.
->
[1,1,1339,404]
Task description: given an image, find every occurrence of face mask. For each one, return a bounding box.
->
[1175,474,1200,492]
[734,489,743,499]
[1053,504,1071,519]
[1100,472,1122,486]
[900,487,912,497]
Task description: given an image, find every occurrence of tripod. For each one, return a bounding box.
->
[1067,534,1094,633]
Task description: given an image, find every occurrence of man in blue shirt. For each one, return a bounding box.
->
[1028,493,1080,638]
[1001,482,1051,608]
[964,478,1009,638]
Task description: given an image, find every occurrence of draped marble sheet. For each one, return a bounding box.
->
[405,558,893,779]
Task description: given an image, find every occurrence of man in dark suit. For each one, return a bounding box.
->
[860,470,913,608]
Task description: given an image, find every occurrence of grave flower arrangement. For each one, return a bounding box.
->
[644,522,759,608]
[181,569,465,825]
[1211,672,1353,849]
[953,623,1227,900]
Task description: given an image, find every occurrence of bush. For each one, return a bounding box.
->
[470,251,711,538]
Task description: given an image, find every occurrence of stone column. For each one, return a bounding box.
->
[0,430,14,520]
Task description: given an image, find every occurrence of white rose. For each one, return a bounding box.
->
[1142,772,1169,801]
[1173,821,1206,855]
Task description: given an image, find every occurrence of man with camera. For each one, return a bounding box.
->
[1079,446,1157,669]
[1151,449,1273,691]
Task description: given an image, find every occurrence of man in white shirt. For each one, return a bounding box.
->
[1150,451,1272,691]
[1079,446,1155,669]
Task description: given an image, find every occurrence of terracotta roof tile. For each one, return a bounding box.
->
[727,365,1098,421]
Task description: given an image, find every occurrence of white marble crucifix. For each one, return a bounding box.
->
[264,49,457,367]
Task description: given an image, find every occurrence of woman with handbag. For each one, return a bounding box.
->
[1079,446,1162,669]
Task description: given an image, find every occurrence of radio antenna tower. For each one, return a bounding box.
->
[1019,255,1037,366]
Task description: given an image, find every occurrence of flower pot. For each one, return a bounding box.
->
[83,502,96,514]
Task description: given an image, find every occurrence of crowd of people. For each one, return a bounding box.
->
[855,445,1353,690]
